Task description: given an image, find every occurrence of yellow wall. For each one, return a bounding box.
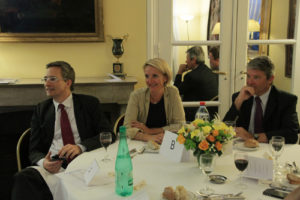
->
[0,0,147,89]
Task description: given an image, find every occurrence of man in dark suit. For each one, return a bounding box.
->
[174,46,218,121]
[12,61,115,199]
[208,46,219,71]
[224,56,299,144]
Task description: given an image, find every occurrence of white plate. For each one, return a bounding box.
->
[144,146,160,153]
[235,143,259,151]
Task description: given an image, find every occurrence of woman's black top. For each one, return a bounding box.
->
[146,97,167,128]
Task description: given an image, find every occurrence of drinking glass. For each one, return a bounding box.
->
[269,136,285,181]
[234,152,249,189]
[224,120,236,128]
[99,132,112,162]
[199,153,216,194]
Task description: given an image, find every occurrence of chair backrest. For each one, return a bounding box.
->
[16,128,31,172]
[113,114,125,136]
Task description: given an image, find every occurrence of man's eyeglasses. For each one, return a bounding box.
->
[41,76,64,83]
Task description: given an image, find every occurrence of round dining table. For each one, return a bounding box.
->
[51,139,300,200]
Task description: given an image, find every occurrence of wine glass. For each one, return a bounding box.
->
[269,136,285,181]
[199,154,216,194]
[224,120,236,128]
[99,132,112,162]
[234,152,249,189]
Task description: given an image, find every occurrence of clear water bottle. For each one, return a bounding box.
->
[115,126,133,196]
[195,102,210,121]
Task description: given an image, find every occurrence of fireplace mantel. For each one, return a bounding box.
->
[0,76,137,109]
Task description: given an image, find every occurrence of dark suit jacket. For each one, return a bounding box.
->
[174,63,218,121]
[224,86,299,144]
[29,93,115,165]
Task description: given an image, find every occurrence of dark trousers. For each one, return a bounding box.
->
[11,168,53,200]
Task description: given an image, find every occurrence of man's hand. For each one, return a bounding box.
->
[256,133,268,143]
[234,86,255,110]
[177,64,189,74]
[43,152,63,174]
[58,144,82,160]
[235,127,253,140]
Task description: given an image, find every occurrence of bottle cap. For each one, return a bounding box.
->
[200,102,206,106]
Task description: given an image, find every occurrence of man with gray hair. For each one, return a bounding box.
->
[174,46,218,121]
[224,56,299,144]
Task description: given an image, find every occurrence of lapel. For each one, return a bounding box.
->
[243,96,253,126]
[44,103,55,143]
[73,94,84,139]
[163,87,169,124]
[264,86,278,122]
[144,88,150,121]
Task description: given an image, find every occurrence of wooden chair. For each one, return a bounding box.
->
[16,128,31,172]
[113,114,125,136]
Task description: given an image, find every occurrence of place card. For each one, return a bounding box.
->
[243,156,273,180]
[159,131,190,162]
[84,159,100,185]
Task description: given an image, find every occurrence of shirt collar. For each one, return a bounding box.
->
[254,85,272,106]
[53,93,73,111]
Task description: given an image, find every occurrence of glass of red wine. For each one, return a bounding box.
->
[234,152,249,189]
[99,132,112,162]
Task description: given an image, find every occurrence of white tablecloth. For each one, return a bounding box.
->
[51,139,300,200]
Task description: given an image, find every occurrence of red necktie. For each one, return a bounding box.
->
[59,104,75,145]
[254,97,264,133]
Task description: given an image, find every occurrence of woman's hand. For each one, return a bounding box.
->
[149,132,164,144]
[131,120,149,133]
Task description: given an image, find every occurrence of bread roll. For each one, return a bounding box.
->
[175,186,188,200]
[244,138,259,148]
[162,186,189,200]
[162,186,176,200]
[287,173,300,184]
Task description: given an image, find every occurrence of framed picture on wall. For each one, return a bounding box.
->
[0,0,104,42]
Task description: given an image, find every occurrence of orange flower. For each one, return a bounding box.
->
[212,129,219,137]
[206,134,215,142]
[177,134,186,144]
[215,141,222,151]
[198,140,209,151]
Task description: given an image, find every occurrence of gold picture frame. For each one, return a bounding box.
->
[0,0,104,42]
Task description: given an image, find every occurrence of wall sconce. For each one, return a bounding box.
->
[211,20,260,36]
[212,22,220,35]
[248,19,260,32]
[248,19,260,39]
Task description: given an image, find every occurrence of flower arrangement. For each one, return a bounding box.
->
[177,117,236,162]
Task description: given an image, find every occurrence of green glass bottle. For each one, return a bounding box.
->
[115,126,133,196]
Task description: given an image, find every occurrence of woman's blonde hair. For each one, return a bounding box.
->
[143,58,172,85]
